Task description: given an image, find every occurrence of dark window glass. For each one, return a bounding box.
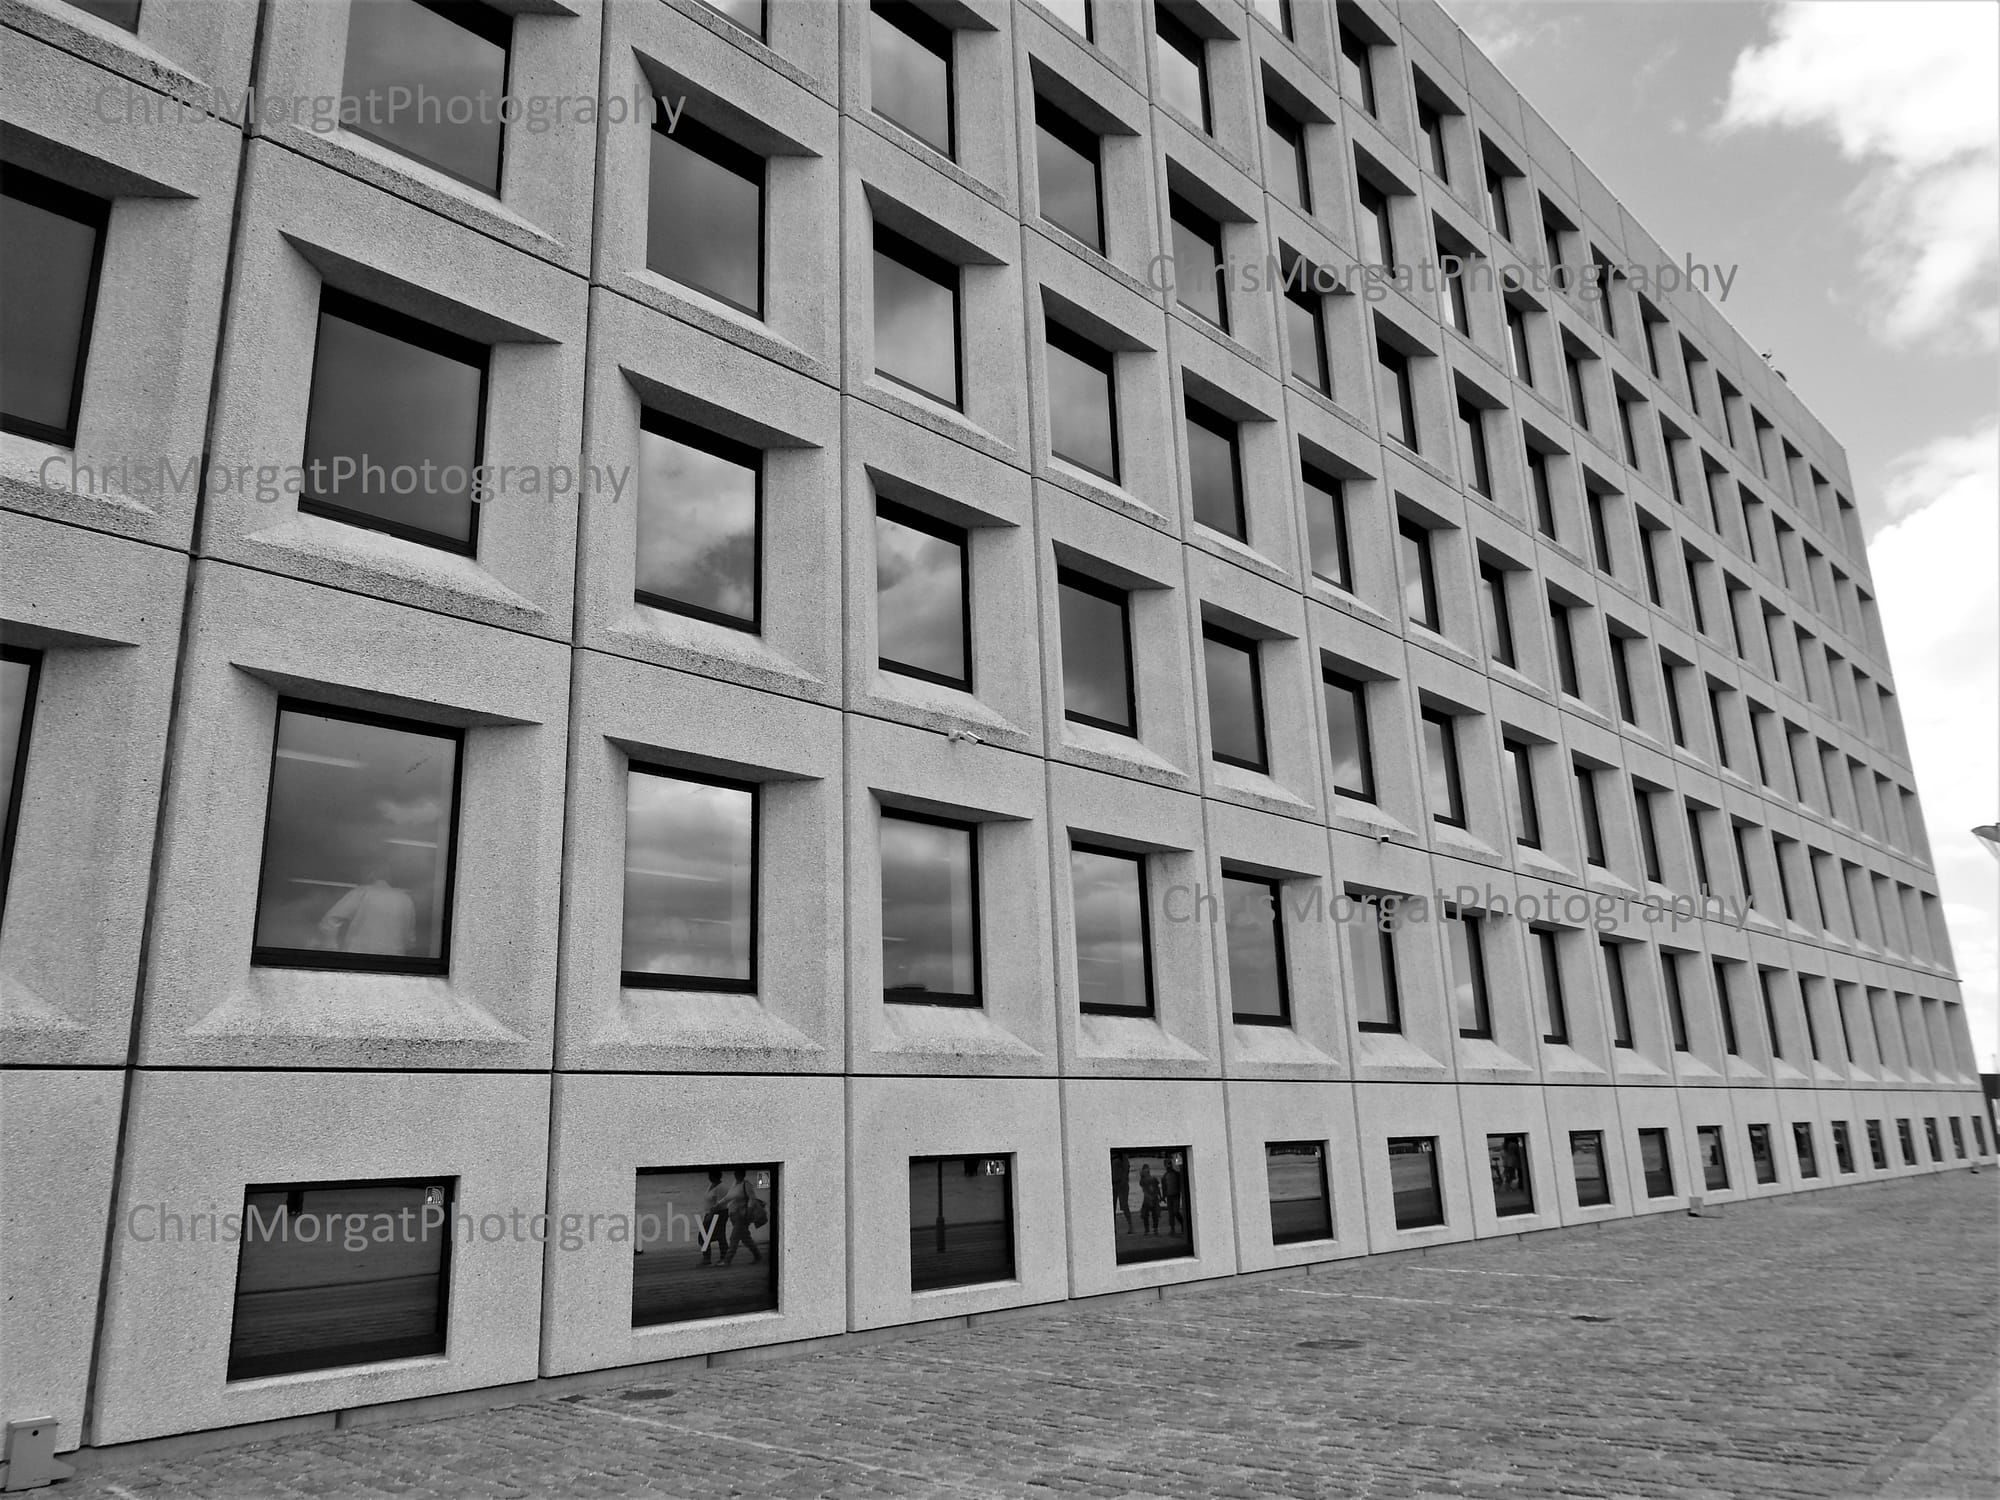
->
[1457,398,1492,496]
[252,702,460,974]
[1688,808,1713,893]
[1485,155,1513,238]
[1550,600,1580,696]
[1507,303,1534,387]
[1831,1120,1855,1173]
[1265,100,1311,212]
[1322,672,1375,801]
[1377,343,1417,450]
[1665,660,1689,746]
[228,1178,451,1380]
[1488,1133,1533,1216]
[1565,351,1590,429]
[622,768,756,991]
[1285,275,1330,394]
[875,502,969,689]
[1925,1117,1942,1162]
[1532,926,1567,1043]
[1035,96,1104,253]
[1792,1122,1819,1179]
[1479,563,1515,667]
[648,115,763,316]
[1072,844,1152,1015]
[1203,625,1267,772]
[1422,709,1465,827]
[1746,1123,1777,1184]
[910,1155,1014,1292]
[1950,1118,1966,1158]
[1611,635,1641,723]
[1575,762,1606,866]
[1224,874,1290,1024]
[341,0,509,192]
[880,811,979,1005]
[633,1164,778,1325]
[1266,1142,1332,1245]
[1570,1131,1611,1207]
[1619,398,1641,467]
[1302,467,1353,589]
[1641,527,1666,605]
[871,0,953,156]
[1057,570,1136,734]
[66,0,141,27]
[1867,1120,1888,1170]
[1442,248,1472,335]
[1714,959,1740,1055]
[1338,24,1376,115]
[1112,1146,1193,1263]
[1186,399,1244,538]
[1637,789,1664,884]
[0,167,109,445]
[1971,1118,1986,1156]
[699,0,763,37]
[1046,321,1119,481]
[1700,1125,1732,1190]
[1594,252,1619,337]
[1638,1127,1674,1198]
[1419,99,1449,179]
[1349,894,1402,1031]
[1387,1137,1443,1229]
[1503,738,1540,848]
[1897,1118,1916,1165]
[301,291,486,553]
[1449,913,1491,1037]
[1527,445,1556,534]
[1602,938,1633,1047]
[1357,179,1394,265]
[873,224,960,408]
[1169,195,1228,331]
[0,649,40,922]
[1398,518,1439,630]
[1587,493,1615,573]
[636,413,760,630]
[1154,7,1212,132]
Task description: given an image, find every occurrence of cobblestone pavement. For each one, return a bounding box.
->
[71,1171,1997,1500]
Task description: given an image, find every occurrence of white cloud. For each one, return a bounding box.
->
[1444,0,1566,64]
[1719,2,2000,351]
[1867,423,2000,1068]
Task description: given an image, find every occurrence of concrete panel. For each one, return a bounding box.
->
[1352,1081,1476,1251]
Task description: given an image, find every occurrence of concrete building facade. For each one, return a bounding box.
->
[0,0,1987,1460]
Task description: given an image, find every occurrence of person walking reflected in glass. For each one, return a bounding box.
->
[317,864,415,955]
[1111,1151,1134,1233]
[699,1169,728,1266]
[1139,1163,1161,1234]
[723,1168,764,1265]
[1162,1154,1187,1238]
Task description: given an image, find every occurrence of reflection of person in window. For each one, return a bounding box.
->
[1139,1164,1161,1234]
[1111,1152,1133,1234]
[699,1170,728,1266]
[724,1169,763,1265]
[1162,1157,1186,1238]
[318,866,415,955]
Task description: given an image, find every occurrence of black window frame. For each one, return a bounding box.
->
[1283,257,1331,395]
[1714,958,1741,1055]
[1302,463,1354,590]
[1506,301,1534,387]
[339,0,513,195]
[1398,516,1441,631]
[873,498,973,692]
[1168,192,1230,333]
[879,807,983,1008]
[1638,1127,1675,1198]
[1610,631,1638,725]
[1185,395,1246,540]
[872,221,964,411]
[1457,396,1492,497]
[1351,893,1404,1034]
[1265,96,1312,213]
[647,111,767,319]
[633,408,764,633]
[1533,925,1568,1044]
[1338,22,1377,116]
[1602,936,1633,1048]
[1386,1136,1444,1230]
[1322,669,1376,802]
[0,165,112,447]
[249,697,465,977]
[633,1161,781,1326]
[1071,840,1156,1018]
[1033,92,1107,255]
[0,646,42,922]
[1662,950,1691,1051]
[870,0,957,159]
[1488,1132,1534,1218]
[1526,443,1557,535]
[1202,623,1269,774]
[1636,785,1664,884]
[1570,1130,1611,1208]
[1421,706,1467,829]
[1549,598,1580,696]
[1154,5,1214,134]
[1056,567,1138,736]
[1451,911,1493,1039]
[1479,561,1516,667]
[1266,1140,1334,1246]
[1356,178,1395,266]
[1417,97,1450,181]
[299,288,491,557]
[1223,871,1292,1027]
[1504,736,1541,849]
[620,763,761,995]
[1044,319,1121,483]
[908,1153,1017,1293]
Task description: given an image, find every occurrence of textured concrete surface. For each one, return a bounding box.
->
[66,1170,1997,1499]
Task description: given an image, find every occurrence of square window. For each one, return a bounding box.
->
[227,1178,452,1380]
[1421,708,1465,828]
[1169,195,1229,332]
[1376,343,1417,451]
[1045,321,1120,482]
[1638,1127,1675,1198]
[0,166,110,445]
[1488,1133,1533,1217]
[1035,96,1105,254]
[873,224,961,409]
[252,701,461,974]
[1398,518,1440,630]
[1322,671,1375,802]
[1570,1131,1611,1207]
[871,0,954,157]
[1223,873,1290,1025]
[0,647,41,919]
[1302,465,1353,589]
[341,0,510,193]
[1265,99,1311,212]
[1112,1146,1194,1263]
[1387,1137,1444,1229]
[1071,843,1153,1015]
[1154,7,1212,133]
[633,1164,779,1325]
[1746,1123,1775,1185]
[1202,624,1267,772]
[880,811,980,1006]
[1448,912,1491,1037]
[1186,398,1245,538]
[647,114,764,317]
[1349,893,1402,1032]
[1057,570,1136,734]
[622,767,757,992]
[1792,1122,1819,1179]
[636,412,762,631]
[301,290,487,554]
[875,502,970,690]
[1266,1141,1333,1245]
[909,1155,1015,1292]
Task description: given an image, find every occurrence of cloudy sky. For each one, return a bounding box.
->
[1441,0,1998,1067]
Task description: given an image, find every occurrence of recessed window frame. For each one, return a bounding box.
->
[1601,936,1633,1048]
[908,1153,1016,1293]
[339,0,513,195]
[1322,669,1376,802]
[873,498,972,692]
[647,111,767,319]
[1154,5,1214,134]
[1071,840,1156,1018]
[1386,1136,1445,1230]
[1421,707,1467,829]
[879,807,983,1008]
[1478,561,1516,668]
[0,646,42,921]
[872,221,964,411]
[1503,736,1541,849]
[0,165,112,447]
[1034,92,1106,255]
[870,0,957,159]
[1185,396,1246,540]
[1266,1140,1334,1246]
[634,408,764,633]
[1570,1130,1611,1208]
[1056,568,1137,736]
[620,763,761,995]
[1044,319,1121,484]
[1450,912,1493,1039]
[1224,871,1292,1027]
[1169,192,1230,334]
[1488,1132,1534,1218]
[1202,623,1269,774]
[1398,516,1441,632]
[1265,96,1312,213]
[1302,463,1354,591]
